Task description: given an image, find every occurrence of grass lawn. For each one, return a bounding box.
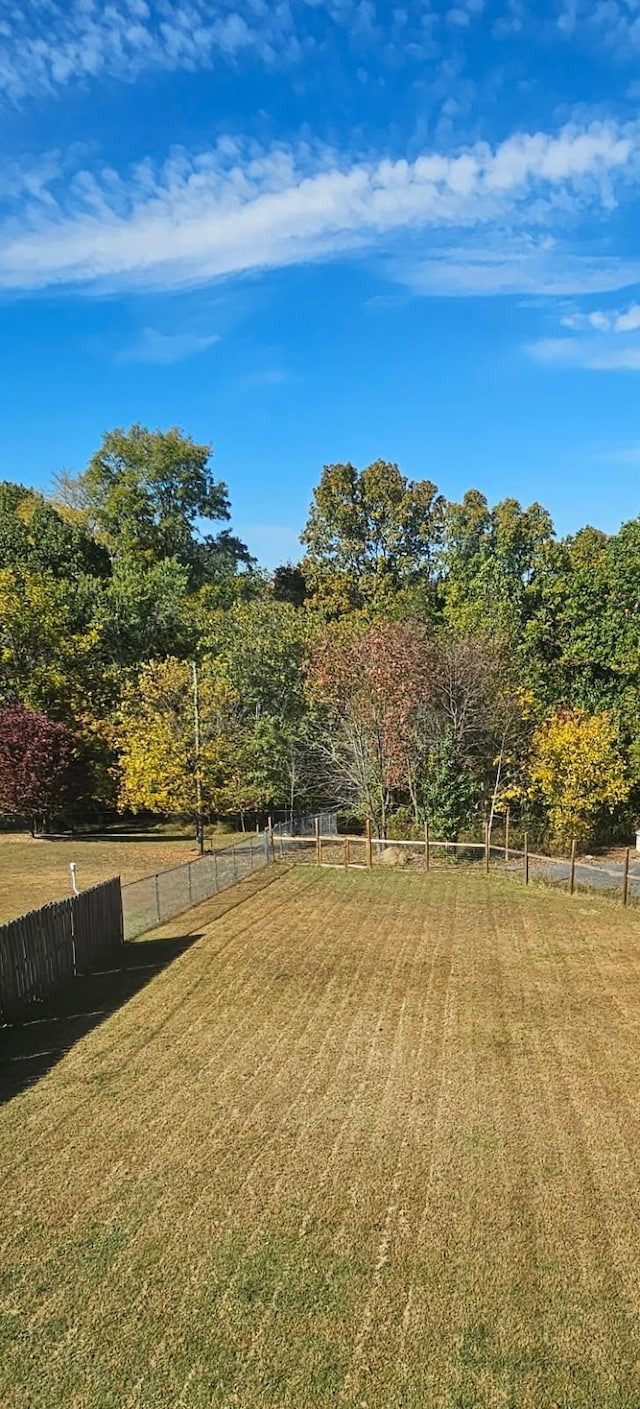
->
[0,828,251,925]
[3,865,640,1407]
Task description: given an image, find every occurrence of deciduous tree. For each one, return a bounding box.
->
[115,658,237,844]
[69,424,252,587]
[527,706,629,847]
[301,460,445,613]
[0,704,75,835]
[308,619,431,834]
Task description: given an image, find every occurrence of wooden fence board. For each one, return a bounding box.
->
[0,878,123,1023]
[72,879,124,973]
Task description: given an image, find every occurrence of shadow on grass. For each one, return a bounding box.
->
[0,933,201,1106]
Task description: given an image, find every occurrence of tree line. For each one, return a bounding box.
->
[0,424,637,851]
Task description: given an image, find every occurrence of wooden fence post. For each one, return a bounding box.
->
[366,818,373,869]
[315,817,321,866]
[569,839,577,896]
[343,837,349,870]
[505,808,510,862]
[484,821,490,875]
[524,833,529,886]
[424,821,430,872]
[623,847,630,908]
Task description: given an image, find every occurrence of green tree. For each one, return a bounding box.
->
[442,491,554,638]
[95,556,194,668]
[0,567,103,721]
[199,600,313,818]
[522,519,640,804]
[271,562,307,607]
[0,481,110,580]
[301,460,445,614]
[70,424,253,587]
[424,728,476,841]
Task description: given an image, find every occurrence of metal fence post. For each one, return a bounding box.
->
[366,818,373,869]
[484,822,490,875]
[315,817,321,866]
[623,847,630,907]
[213,849,218,892]
[425,821,430,872]
[505,808,510,862]
[188,860,193,903]
[524,833,529,887]
[569,839,576,896]
[232,846,238,882]
[155,872,161,925]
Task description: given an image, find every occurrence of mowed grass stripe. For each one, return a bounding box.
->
[232,875,455,1401]
[4,867,640,1406]
[4,870,354,1307]
[499,885,640,1404]
[111,862,414,1390]
[0,866,312,1185]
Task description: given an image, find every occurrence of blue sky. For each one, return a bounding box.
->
[1,1,640,565]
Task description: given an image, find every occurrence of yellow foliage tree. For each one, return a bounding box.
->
[528,706,629,847]
[115,657,239,843]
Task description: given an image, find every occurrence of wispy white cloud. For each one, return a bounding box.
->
[578,0,640,54]
[532,291,640,369]
[529,335,640,370]
[0,121,634,294]
[560,298,640,332]
[117,325,221,363]
[0,151,64,203]
[0,0,450,102]
[397,243,640,297]
[0,0,303,101]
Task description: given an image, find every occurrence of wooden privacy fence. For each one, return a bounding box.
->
[0,877,124,1023]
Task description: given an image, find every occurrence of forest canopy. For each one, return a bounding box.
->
[1,427,637,851]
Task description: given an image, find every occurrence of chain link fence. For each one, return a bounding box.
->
[122,814,640,939]
[121,812,338,940]
[272,811,338,838]
[121,834,267,939]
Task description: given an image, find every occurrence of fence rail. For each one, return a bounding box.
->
[0,878,124,1023]
[278,828,640,907]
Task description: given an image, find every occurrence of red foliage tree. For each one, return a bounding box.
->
[0,705,75,835]
[308,620,432,834]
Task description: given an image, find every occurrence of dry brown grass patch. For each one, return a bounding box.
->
[2,866,640,1407]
